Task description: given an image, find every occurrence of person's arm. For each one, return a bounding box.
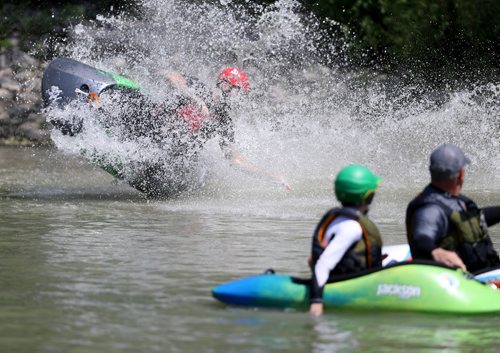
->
[430,248,466,270]
[410,205,443,256]
[411,205,466,271]
[310,220,362,316]
[226,144,291,191]
[212,108,291,191]
[483,206,500,227]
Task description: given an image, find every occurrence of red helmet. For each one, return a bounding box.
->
[217,67,249,91]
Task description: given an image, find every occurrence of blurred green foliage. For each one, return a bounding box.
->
[305,0,500,71]
[0,0,137,52]
[1,0,498,75]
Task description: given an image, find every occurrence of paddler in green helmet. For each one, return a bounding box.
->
[309,165,384,316]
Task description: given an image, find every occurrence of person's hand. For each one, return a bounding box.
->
[274,175,291,191]
[431,248,467,271]
[194,97,210,115]
[310,303,323,316]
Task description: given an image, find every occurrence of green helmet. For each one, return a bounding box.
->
[334,165,382,204]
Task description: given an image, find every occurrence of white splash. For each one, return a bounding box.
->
[45,0,500,203]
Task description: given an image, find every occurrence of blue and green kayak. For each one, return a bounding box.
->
[212,262,500,314]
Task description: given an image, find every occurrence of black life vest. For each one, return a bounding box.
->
[406,193,500,272]
[311,207,383,275]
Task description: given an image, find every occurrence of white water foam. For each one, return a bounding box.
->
[44,0,499,206]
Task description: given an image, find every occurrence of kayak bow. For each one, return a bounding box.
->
[41,57,140,106]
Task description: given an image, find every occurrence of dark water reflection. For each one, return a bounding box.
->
[0,147,498,352]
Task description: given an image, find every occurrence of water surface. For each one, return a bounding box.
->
[0,146,498,353]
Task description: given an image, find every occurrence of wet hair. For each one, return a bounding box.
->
[340,193,375,208]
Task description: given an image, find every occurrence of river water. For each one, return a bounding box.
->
[1,143,499,352]
[3,0,500,351]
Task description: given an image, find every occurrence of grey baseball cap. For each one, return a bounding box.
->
[429,143,471,178]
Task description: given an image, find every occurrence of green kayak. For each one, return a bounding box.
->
[212,262,500,314]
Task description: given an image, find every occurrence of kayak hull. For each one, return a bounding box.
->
[42,57,139,106]
[41,58,197,198]
[212,263,500,314]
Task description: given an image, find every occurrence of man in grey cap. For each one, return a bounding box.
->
[405,143,500,272]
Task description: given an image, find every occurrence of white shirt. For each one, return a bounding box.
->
[314,214,363,287]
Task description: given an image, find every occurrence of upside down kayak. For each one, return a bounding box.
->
[212,262,500,314]
[42,57,207,198]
